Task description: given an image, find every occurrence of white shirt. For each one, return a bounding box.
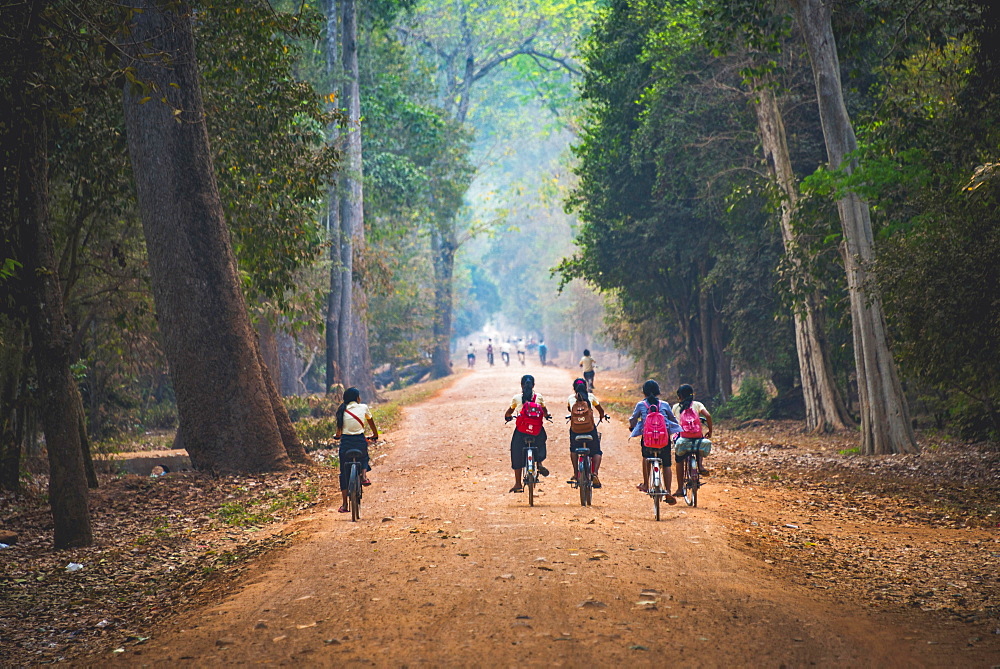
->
[341,402,372,435]
[510,393,545,411]
[467,344,475,355]
[501,342,511,353]
[567,393,601,409]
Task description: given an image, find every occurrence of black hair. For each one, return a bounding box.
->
[583,349,591,356]
[573,378,590,405]
[336,387,361,429]
[642,379,660,410]
[677,384,695,413]
[521,375,535,404]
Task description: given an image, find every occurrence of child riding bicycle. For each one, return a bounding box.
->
[566,378,607,488]
[333,387,379,513]
[504,374,551,492]
[672,384,713,497]
[628,380,679,503]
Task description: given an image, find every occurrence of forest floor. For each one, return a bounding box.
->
[2,365,999,666]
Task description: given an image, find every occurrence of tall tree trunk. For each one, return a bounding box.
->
[324,0,344,394]
[430,224,456,379]
[257,315,281,392]
[121,0,292,473]
[19,91,94,549]
[0,326,28,492]
[791,0,917,454]
[752,83,853,432]
[339,0,376,400]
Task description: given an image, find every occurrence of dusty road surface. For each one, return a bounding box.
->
[109,365,998,667]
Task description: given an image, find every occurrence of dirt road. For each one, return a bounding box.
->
[112,365,993,667]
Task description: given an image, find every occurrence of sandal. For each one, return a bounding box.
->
[673,489,685,497]
[664,494,677,505]
[636,483,648,493]
[362,478,372,487]
[509,485,524,493]
[338,505,349,513]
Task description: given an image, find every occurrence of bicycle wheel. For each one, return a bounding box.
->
[584,459,593,506]
[349,464,361,521]
[526,472,535,507]
[653,493,661,521]
[684,456,698,507]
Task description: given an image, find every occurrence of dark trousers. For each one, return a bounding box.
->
[339,433,370,490]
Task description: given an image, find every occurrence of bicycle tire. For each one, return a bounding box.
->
[684,456,698,507]
[527,472,535,507]
[349,464,361,521]
[578,459,587,506]
[584,459,593,506]
[654,493,661,521]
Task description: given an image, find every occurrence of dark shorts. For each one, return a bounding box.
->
[569,428,602,456]
[583,370,595,384]
[339,434,370,490]
[510,428,547,469]
[640,438,671,465]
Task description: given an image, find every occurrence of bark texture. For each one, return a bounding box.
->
[430,226,456,379]
[20,90,94,548]
[791,0,917,454]
[338,0,376,399]
[324,0,345,394]
[752,83,852,432]
[121,0,291,472]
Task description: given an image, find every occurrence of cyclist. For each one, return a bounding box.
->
[566,378,607,488]
[538,340,548,366]
[628,379,679,501]
[516,338,526,365]
[333,387,379,513]
[500,340,511,366]
[504,374,551,492]
[579,349,597,389]
[467,342,476,368]
[672,383,713,496]
[486,339,495,366]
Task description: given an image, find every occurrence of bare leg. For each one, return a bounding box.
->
[340,490,348,510]
[592,453,602,475]
[674,460,685,496]
[639,456,650,490]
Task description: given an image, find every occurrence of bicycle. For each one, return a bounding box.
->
[678,438,703,508]
[644,454,671,520]
[570,434,594,506]
[342,447,367,522]
[487,351,495,366]
[522,439,539,507]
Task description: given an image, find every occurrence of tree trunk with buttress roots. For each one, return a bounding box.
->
[752,82,853,432]
[122,0,296,472]
[791,0,917,454]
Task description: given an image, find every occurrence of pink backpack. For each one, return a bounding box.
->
[516,394,544,436]
[642,401,669,448]
[679,404,703,438]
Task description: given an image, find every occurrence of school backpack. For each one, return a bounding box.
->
[642,401,670,448]
[678,403,704,439]
[516,394,544,436]
[570,397,596,433]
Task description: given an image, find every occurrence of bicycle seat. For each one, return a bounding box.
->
[572,434,593,441]
[342,449,365,459]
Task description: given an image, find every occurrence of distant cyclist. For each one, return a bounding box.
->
[504,374,551,492]
[579,349,597,389]
[467,342,476,368]
[486,339,495,366]
[516,338,526,365]
[567,378,607,488]
[333,387,379,513]
[500,341,511,366]
[538,340,548,366]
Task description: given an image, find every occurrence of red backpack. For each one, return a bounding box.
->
[642,401,669,448]
[678,404,703,438]
[516,394,544,436]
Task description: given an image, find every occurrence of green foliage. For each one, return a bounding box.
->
[716,377,771,420]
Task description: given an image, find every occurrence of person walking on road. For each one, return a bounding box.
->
[538,340,548,366]
[579,349,597,389]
